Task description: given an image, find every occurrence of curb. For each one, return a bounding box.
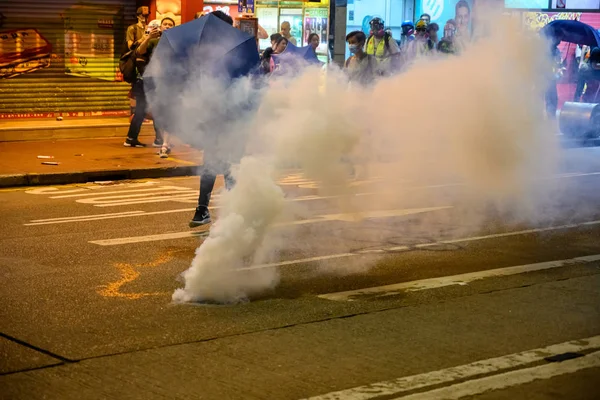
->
[0,165,199,188]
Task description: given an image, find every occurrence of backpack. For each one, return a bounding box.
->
[119,49,137,84]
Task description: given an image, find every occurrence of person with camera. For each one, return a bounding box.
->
[124,17,175,149]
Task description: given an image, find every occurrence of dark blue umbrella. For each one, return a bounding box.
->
[540,20,600,47]
[143,13,261,149]
[147,13,260,83]
[271,41,322,75]
[283,41,321,64]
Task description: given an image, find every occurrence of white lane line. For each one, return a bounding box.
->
[240,219,600,271]
[49,186,190,199]
[87,207,452,246]
[29,211,145,223]
[301,335,600,400]
[318,254,600,301]
[25,209,196,226]
[396,351,600,400]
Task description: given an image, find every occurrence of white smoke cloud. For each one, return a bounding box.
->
[163,14,565,304]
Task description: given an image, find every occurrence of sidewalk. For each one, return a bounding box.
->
[0,137,203,188]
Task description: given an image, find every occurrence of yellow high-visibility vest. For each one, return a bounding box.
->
[366,36,387,61]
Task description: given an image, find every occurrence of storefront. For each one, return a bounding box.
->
[200,1,330,61]
[0,0,138,119]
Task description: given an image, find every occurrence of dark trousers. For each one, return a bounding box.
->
[545,81,558,119]
[127,79,163,142]
[197,161,235,210]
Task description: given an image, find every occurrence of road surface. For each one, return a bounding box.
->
[1,147,600,399]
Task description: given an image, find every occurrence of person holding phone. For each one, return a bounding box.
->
[124,17,175,149]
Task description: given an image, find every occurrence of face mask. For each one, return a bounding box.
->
[349,44,360,54]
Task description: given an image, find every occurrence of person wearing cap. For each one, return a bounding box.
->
[126,7,149,51]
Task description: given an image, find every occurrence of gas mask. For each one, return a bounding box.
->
[370,18,385,38]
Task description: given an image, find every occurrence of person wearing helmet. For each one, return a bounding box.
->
[400,20,415,49]
[365,17,399,75]
[405,19,433,61]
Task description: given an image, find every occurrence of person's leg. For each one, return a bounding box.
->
[152,121,164,147]
[223,166,235,191]
[545,81,558,119]
[159,132,170,158]
[189,167,217,227]
[125,80,148,146]
[582,80,599,103]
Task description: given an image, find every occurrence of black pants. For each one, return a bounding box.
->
[127,79,163,142]
[545,81,558,119]
[197,162,235,210]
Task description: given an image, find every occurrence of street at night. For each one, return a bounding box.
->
[1,147,600,400]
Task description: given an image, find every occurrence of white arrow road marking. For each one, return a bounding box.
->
[301,336,600,400]
[88,206,453,246]
[318,254,600,301]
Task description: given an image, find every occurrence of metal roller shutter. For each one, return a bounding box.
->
[0,0,137,118]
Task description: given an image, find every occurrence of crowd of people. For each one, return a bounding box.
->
[118,7,471,228]
[117,6,600,228]
[343,11,473,86]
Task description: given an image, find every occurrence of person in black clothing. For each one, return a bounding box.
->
[190,10,239,228]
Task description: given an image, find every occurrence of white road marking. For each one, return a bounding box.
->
[87,207,452,246]
[29,211,145,223]
[302,335,600,400]
[396,351,600,400]
[318,254,600,301]
[240,219,600,271]
[50,186,186,199]
[25,209,195,226]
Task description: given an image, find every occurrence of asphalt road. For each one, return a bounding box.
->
[1,147,600,399]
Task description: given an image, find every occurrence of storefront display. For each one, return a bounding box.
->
[256,7,279,49]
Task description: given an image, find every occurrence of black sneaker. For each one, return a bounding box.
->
[152,139,164,148]
[124,138,147,148]
[189,207,211,228]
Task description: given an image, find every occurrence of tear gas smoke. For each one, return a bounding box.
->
[158,16,561,304]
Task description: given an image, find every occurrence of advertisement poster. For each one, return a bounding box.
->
[203,4,241,21]
[415,0,474,36]
[304,8,328,48]
[0,29,51,79]
[551,0,600,8]
[155,0,181,26]
[504,0,549,8]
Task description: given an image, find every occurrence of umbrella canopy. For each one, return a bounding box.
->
[146,13,260,83]
[143,13,261,151]
[270,41,322,75]
[540,20,600,47]
[283,41,321,63]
